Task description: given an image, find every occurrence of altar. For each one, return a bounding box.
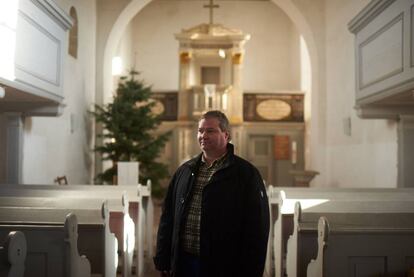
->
[152,1,306,187]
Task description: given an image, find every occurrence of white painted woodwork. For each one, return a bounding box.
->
[0,231,27,277]
[288,200,414,277]
[0,197,118,276]
[0,114,23,184]
[266,186,414,277]
[0,183,154,277]
[0,206,106,276]
[117,161,139,186]
[348,0,414,188]
[306,212,414,277]
[0,0,72,115]
[65,213,92,277]
[119,194,134,277]
[398,115,414,187]
[348,0,414,117]
[0,212,91,277]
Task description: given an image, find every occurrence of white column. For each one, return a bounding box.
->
[230,51,244,124]
[0,113,23,184]
[398,115,414,187]
[178,51,192,121]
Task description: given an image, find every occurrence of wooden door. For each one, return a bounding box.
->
[247,135,273,185]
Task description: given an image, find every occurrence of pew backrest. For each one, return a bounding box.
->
[0,203,112,276]
[307,216,414,277]
[0,213,91,277]
[267,186,414,277]
[0,231,26,277]
[0,182,154,277]
[288,200,414,277]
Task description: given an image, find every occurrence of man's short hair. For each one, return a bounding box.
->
[200,110,231,141]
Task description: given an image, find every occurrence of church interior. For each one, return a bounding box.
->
[0,0,414,276]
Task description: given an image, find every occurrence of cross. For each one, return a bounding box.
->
[203,0,219,25]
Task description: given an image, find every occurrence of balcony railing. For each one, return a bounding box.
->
[191,84,231,116]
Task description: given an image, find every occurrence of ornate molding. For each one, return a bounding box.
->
[348,0,395,34]
[355,105,414,119]
[179,52,192,64]
[17,10,61,87]
[30,0,73,30]
[175,23,250,45]
[232,53,243,65]
[0,101,65,116]
[358,13,404,90]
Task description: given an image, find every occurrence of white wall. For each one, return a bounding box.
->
[22,0,97,184]
[129,0,301,92]
[324,0,398,188]
[115,23,134,77]
[58,0,400,189]
[96,0,131,104]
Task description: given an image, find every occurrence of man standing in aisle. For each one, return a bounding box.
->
[154,110,270,277]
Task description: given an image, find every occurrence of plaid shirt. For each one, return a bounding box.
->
[181,152,228,256]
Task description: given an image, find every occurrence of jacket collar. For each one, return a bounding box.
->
[185,143,235,170]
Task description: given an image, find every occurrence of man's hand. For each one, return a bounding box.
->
[159,270,172,277]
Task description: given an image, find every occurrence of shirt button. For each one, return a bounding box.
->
[180,198,185,204]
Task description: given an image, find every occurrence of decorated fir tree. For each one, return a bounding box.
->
[91,70,170,196]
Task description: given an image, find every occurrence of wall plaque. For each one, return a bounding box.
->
[244,93,304,122]
[151,92,178,121]
[274,135,290,160]
[151,100,165,116]
[256,99,292,120]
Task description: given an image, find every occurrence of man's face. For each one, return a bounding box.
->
[197,117,229,153]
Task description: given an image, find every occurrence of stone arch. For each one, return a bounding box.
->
[270,0,323,175]
[102,0,151,104]
[69,6,78,58]
[102,0,323,176]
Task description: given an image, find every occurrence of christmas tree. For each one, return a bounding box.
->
[91,70,170,197]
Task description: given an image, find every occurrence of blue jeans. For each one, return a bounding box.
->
[176,251,201,277]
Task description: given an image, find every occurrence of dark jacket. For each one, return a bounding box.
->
[154,143,270,277]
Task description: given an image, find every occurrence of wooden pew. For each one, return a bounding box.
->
[0,212,90,277]
[0,197,120,277]
[0,231,26,277]
[307,213,414,277]
[266,186,414,277]
[114,194,134,277]
[0,183,153,253]
[287,200,414,277]
[0,182,153,277]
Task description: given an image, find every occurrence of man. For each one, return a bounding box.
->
[154,110,270,277]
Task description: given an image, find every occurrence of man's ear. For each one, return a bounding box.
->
[225,131,230,142]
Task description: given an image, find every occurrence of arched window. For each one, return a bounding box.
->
[68,7,78,58]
